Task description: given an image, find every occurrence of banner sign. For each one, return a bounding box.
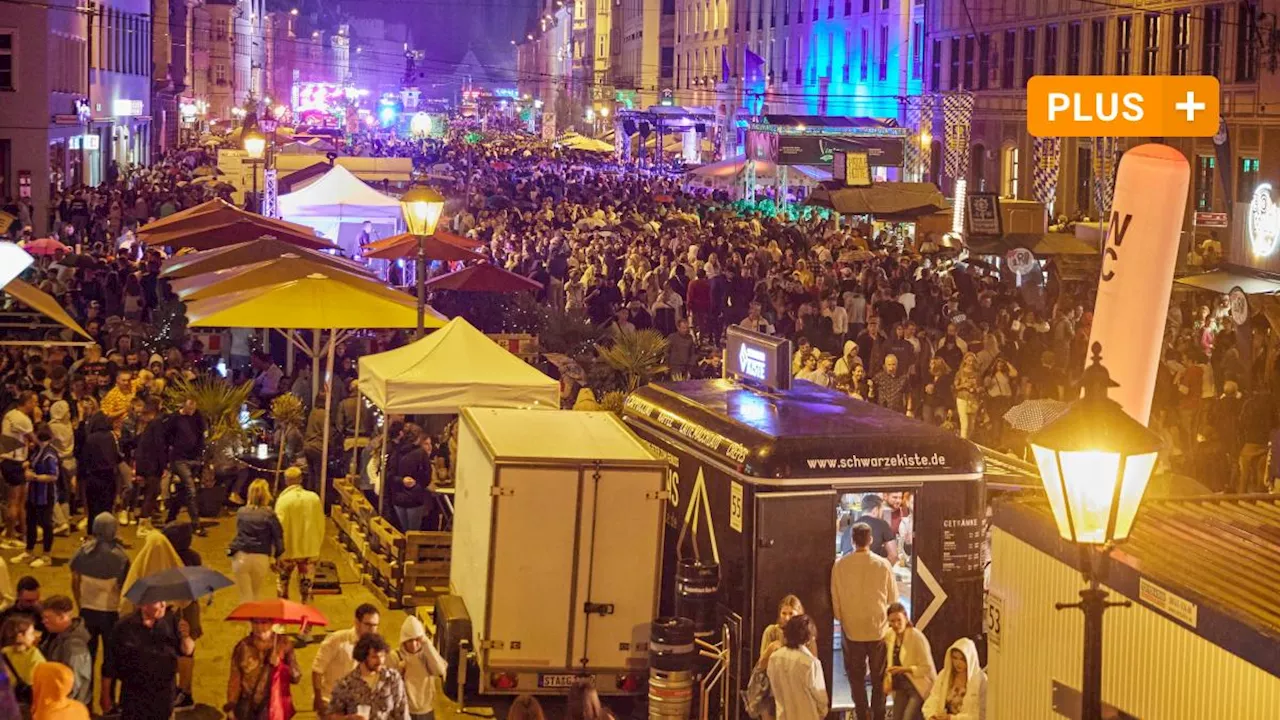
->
[775,135,904,167]
[966,193,1003,237]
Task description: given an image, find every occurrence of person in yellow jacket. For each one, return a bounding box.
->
[274,466,324,641]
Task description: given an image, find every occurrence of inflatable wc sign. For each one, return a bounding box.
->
[1087,144,1191,426]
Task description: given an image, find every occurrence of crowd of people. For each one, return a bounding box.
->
[0,116,1274,717]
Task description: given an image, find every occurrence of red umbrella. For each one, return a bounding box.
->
[653,194,675,203]
[491,160,513,171]
[425,261,543,293]
[23,237,70,257]
[226,598,329,626]
[362,232,482,262]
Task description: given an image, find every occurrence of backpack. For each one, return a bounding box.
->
[741,665,774,719]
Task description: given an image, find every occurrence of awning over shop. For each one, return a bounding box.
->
[805,182,945,217]
[1175,268,1280,295]
[967,232,1098,257]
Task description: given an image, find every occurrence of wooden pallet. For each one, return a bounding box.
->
[400,579,450,608]
[368,516,403,556]
[364,574,402,610]
[334,477,358,510]
[402,531,451,564]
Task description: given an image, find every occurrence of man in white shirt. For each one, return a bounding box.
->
[832,522,897,720]
[2,391,37,548]
[311,603,380,714]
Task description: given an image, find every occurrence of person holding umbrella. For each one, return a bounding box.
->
[225,618,301,720]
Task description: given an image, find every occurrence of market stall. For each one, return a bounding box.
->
[278,164,404,255]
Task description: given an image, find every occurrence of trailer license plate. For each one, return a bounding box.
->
[538,674,586,689]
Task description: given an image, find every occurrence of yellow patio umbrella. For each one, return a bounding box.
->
[172,256,408,305]
[187,274,445,502]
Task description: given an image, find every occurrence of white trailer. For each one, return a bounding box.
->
[450,407,668,695]
[988,494,1280,719]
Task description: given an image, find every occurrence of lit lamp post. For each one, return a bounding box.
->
[399,185,446,338]
[243,128,267,212]
[1029,342,1161,720]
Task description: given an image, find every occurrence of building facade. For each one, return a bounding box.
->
[152,0,192,156]
[88,0,154,181]
[614,0,676,109]
[0,0,88,234]
[924,0,1280,232]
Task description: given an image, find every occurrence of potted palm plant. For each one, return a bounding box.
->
[270,393,305,491]
[596,328,670,393]
[165,373,262,497]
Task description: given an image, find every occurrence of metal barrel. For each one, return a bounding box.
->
[674,559,720,639]
[649,617,696,719]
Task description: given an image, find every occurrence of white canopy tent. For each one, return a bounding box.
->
[358,317,559,414]
[278,164,403,256]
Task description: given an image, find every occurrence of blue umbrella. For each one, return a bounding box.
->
[124,566,234,605]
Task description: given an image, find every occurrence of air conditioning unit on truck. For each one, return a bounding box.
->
[436,408,668,696]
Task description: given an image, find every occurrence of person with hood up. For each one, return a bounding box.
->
[834,341,861,378]
[37,596,92,707]
[47,401,74,536]
[921,638,985,720]
[275,466,324,642]
[389,616,448,720]
[68,513,130,670]
[31,662,89,720]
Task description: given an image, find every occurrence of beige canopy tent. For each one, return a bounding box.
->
[186,275,446,504]
[0,278,92,345]
[357,317,559,511]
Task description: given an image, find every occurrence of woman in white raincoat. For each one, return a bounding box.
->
[922,637,985,720]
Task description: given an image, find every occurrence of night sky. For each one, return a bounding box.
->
[341,0,534,72]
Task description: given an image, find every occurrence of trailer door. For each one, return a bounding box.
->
[487,466,580,669]
[573,467,666,671]
[753,491,838,689]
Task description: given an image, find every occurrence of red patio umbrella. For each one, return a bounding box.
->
[22,237,70,256]
[362,232,482,262]
[225,598,329,626]
[425,261,543,293]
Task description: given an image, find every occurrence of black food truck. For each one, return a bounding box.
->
[621,327,986,717]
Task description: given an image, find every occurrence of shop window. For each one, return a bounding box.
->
[0,32,14,91]
[1238,157,1260,202]
[1194,155,1214,211]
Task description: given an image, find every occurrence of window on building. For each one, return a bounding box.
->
[1116,15,1132,74]
[783,0,789,25]
[878,25,888,80]
[978,33,989,89]
[1002,144,1020,198]
[770,0,776,27]
[930,38,942,91]
[796,37,804,84]
[862,29,870,80]
[881,0,888,8]
[812,0,818,21]
[1203,6,1223,78]
[963,35,974,89]
[1239,157,1260,201]
[1090,18,1105,74]
[949,36,960,88]
[1076,145,1093,214]
[1002,29,1015,88]
[1043,24,1058,75]
[862,0,869,12]
[828,0,834,19]
[1022,28,1035,87]
[675,53,682,88]
[0,32,13,91]
[843,30,851,80]
[1237,1,1258,82]
[1170,11,1190,74]
[912,21,923,79]
[798,0,805,23]
[845,0,851,16]
[1142,13,1159,74]
[1195,156,1215,210]
[1066,22,1081,75]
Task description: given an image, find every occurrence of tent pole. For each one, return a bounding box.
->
[349,390,362,476]
[286,329,295,376]
[310,331,321,405]
[319,329,341,508]
[378,413,390,517]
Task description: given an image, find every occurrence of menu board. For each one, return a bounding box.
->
[940,517,983,577]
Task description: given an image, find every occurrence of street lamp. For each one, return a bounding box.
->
[243,128,267,212]
[1029,341,1161,720]
[400,185,446,338]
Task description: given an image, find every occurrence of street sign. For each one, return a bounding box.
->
[1194,211,1228,228]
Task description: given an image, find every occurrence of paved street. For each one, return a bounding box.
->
[15,510,422,719]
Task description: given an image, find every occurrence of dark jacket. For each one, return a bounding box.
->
[391,448,432,508]
[134,416,169,477]
[41,617,94,704]
[165,411,206,462]
[81,413,120,476]
[227,506,284,557]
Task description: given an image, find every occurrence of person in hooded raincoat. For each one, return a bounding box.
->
[32,662,90,720]
[68,512,130,670]
[388,616,448,720]
[921,638,985,720]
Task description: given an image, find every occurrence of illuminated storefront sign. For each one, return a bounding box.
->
[725,325,791,392]
[1248,183,1280,257]
[112,99,144,117]
[68,134,100,151]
